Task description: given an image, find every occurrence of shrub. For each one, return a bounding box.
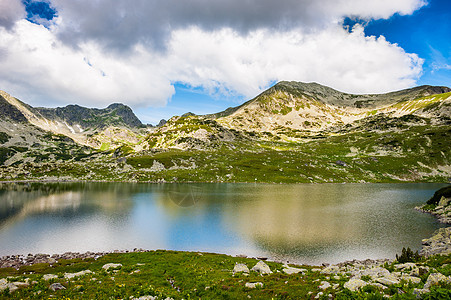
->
[396,247,421,263]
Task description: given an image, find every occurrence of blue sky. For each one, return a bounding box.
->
[0,0,450,124]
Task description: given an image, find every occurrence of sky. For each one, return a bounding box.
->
[0,0,450,124]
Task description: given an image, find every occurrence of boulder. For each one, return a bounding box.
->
[245,282,263,288]
[376,275,400,286]
[43,274,58,281]
[424,273,451,289]
[251,261,272,275]
[102,263,123,271]
[359,267,390,280]
[64,269,93,279]
[49,282,66,291]
[438,196,450,207]
[283,266,306,275]
[344,279,368,291]
[400,275,421,284]
[319,281,331,290]
[320,265,341,275]
[233,263,249,274]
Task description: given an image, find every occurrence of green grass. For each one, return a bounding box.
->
[1,251,450,299]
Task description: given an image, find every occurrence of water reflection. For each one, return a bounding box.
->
[0,182,447,264]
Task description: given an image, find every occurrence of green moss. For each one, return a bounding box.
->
[100,143,110,151]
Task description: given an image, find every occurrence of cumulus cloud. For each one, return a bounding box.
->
[51,0,427,52]
[0,0,25,29]
[0,0,427,109]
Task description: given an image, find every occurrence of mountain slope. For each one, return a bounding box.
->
[0,82,450,183]
[213,82,451,136]
[0,90,145,149]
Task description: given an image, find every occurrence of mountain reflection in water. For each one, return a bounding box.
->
[0,182,447,264]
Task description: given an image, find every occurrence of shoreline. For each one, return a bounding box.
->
[0,183,449,268]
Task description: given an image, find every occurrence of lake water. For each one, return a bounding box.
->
[0,182,447,265]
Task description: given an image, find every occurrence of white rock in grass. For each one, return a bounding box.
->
[251,261,272,275]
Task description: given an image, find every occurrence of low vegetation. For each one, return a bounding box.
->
[1,250,450,299]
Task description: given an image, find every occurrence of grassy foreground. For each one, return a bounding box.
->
[1,250,451,299]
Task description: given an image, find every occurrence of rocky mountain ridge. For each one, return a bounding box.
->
[0,90,146,149]
[211,81,451,136]
[0,81,450,183]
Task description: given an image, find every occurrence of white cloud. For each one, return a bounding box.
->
[0,20,174,107]
[0,0,25,29]
[49,0,427,52]
[0,0,426,109]
[166,25,423,97]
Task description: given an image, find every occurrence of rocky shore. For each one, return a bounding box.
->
[0,249,149,270]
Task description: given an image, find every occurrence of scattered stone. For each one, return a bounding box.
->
[344,279,368,291]
[282,266,305,275]
[233,263,249,274]
[314,291,323,299]
[400,275,421,284]
[130,270,141,275]
[420,227,451,256]
[251,261,272,275]
[311,268,321,272]
[376,276,400,286]
[333,275,341,280]
[369,283,387,290]
[64,270,93,279]
[102,263,122,271]
[413,288,430,296]
[358,267,390,280]
[395,262,417,270]
[245,282,263,289]
[319,281,331,290]
[321,265,340,275]
[43,274,58,281]
[49,283,66,291]
[424,273,451,290]
[131,296,157,300]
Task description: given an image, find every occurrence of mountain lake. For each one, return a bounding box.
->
[0,182,448,265]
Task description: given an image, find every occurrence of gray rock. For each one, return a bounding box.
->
[424,273,451,289]
[344,279,368,291]
[400,275,421,284]
[64,269,93,279]
[0,279,7,291]
[245,282,263,288]
[233,263,249,274]
[376,276,400,286]
[102,263,122,271]
[413,288,430,296]
[49,283,66,291]
[438,196,450,207]
[43,274,58,281]
[251,261,272,275]
[369,283,387,290]
[319,281,331,290]
[395,262,417,270]
[358,267,390,279]
[283,266,306,275]
[131,296,157,300]
[320,265,341,275]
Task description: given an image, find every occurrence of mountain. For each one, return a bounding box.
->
[210,81,451,136]
[0,90,145,150]
[33,103,143,129]
[0,82,450,183]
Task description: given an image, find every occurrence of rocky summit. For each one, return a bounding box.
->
[0,81,450,183]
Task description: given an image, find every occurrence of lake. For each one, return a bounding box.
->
[0,182,447,265]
